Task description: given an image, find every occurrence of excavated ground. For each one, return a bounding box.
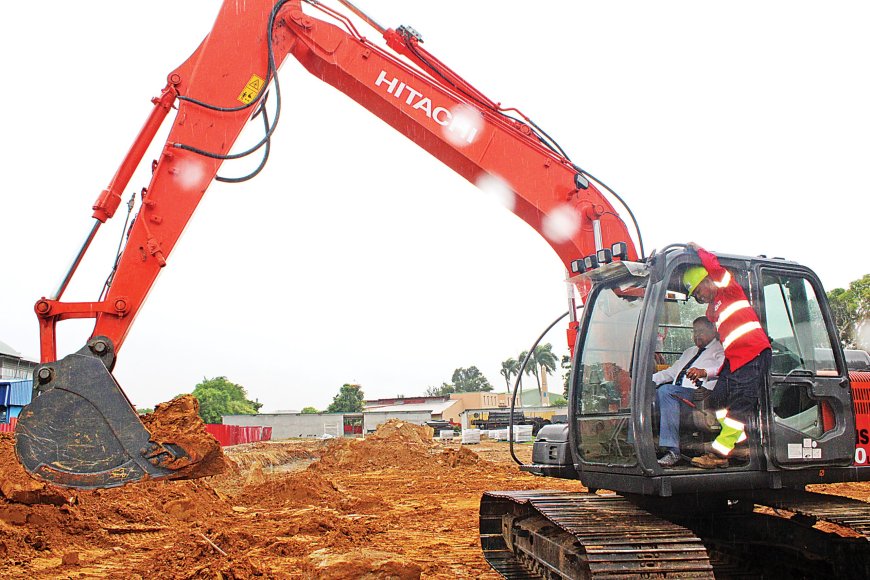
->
[0,416,580,579]
[1,414,869,579]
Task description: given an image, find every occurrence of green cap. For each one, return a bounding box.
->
[683,266,709,297]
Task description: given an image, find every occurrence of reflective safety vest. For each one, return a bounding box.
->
[698,248,770,372]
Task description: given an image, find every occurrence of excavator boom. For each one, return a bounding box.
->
[16,0,637,488]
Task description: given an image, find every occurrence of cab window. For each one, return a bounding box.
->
[655,288,708,371]
[575,278,645,465]
[763,271,840,439]
[762,273,840,377]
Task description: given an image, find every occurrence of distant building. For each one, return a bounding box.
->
[224,412,364,439]
[365,392,510,425]
[364,395,448,407]
[459,404,568,431]
[447,392,509,417]
[363,399,459,431]
[366,391,517,425]
[225,387,559,441]
[226,396,462,439]
[0,339,37,381]
[0,379,32,424]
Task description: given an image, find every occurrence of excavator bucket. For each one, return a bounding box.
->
[14,341,187,489]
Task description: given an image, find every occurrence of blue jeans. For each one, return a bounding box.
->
[657,383,696,452]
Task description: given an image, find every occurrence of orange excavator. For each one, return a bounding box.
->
[16,1,870,576]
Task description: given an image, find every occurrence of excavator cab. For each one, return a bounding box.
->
[490,250,870,577]
[528,248,859,496]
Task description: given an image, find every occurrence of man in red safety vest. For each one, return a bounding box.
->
[684,242,772,469]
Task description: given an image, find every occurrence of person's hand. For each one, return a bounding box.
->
[687,242,700,252]
[685,367,707,381]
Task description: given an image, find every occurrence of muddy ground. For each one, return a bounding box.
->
[1,415,869,579]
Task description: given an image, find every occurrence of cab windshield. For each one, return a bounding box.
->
[575,277,646,465]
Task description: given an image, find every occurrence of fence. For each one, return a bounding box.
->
[0,418,273,447]
[205,424,273,446]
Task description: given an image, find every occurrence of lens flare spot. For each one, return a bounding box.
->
[542,204,580,243]
[441,104,483,147]
[173,158,208,192]
[475,173,516,211]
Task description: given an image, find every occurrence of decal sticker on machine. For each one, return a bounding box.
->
[855,426,870,465]
[238,74,266,105]
[374,70,480,145]
[788,438,822,459]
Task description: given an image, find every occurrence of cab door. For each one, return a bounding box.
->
[759,268,854,467]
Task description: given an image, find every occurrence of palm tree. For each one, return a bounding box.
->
[518,350,536,406]
[533,343,559,405]
[525,350,542,404]
[516,350,534,407]
[500,358,519,392]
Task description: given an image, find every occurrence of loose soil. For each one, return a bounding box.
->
[0,418,867,578]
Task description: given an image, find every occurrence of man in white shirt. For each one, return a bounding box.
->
[654,317,725,467]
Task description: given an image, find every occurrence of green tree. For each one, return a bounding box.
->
[451,366,493,392]
[549,394,568,407]
[500,358,519,392]
[425,382,456,397]
[301,406,319,414]
[828,274,870,349]
[191,376,262,424]
[326,383,365,413]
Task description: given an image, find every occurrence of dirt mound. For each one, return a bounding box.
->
[142,395,229,479]
[311,421,493,475]
[236,467,345,509]
[313,420,439,472]
[365,419,434,445]
[0,397,225,505]
[437,446,482,468]
[0,426,232,574]
[224,440,316,471]
[304,548,422,579]
[0,433,69,506]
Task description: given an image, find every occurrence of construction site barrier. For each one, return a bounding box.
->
[1,418,273,447]
[205,424,273,447]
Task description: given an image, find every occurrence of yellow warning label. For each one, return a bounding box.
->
[237,74,266,105]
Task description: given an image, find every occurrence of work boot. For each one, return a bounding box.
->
[730,445,750,462]
[657,449,681,468]
[691,452,728,469]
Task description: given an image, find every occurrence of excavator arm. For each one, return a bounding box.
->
[17,0,638,489]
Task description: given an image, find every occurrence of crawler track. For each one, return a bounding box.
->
[715,488,870,579]
[481,488,870,579]
[480,491,713,578]
[747,487,870,536]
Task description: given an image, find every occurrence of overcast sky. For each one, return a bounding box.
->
[2,1,867,412]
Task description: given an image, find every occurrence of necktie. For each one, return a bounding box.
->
[675,346,706,387]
